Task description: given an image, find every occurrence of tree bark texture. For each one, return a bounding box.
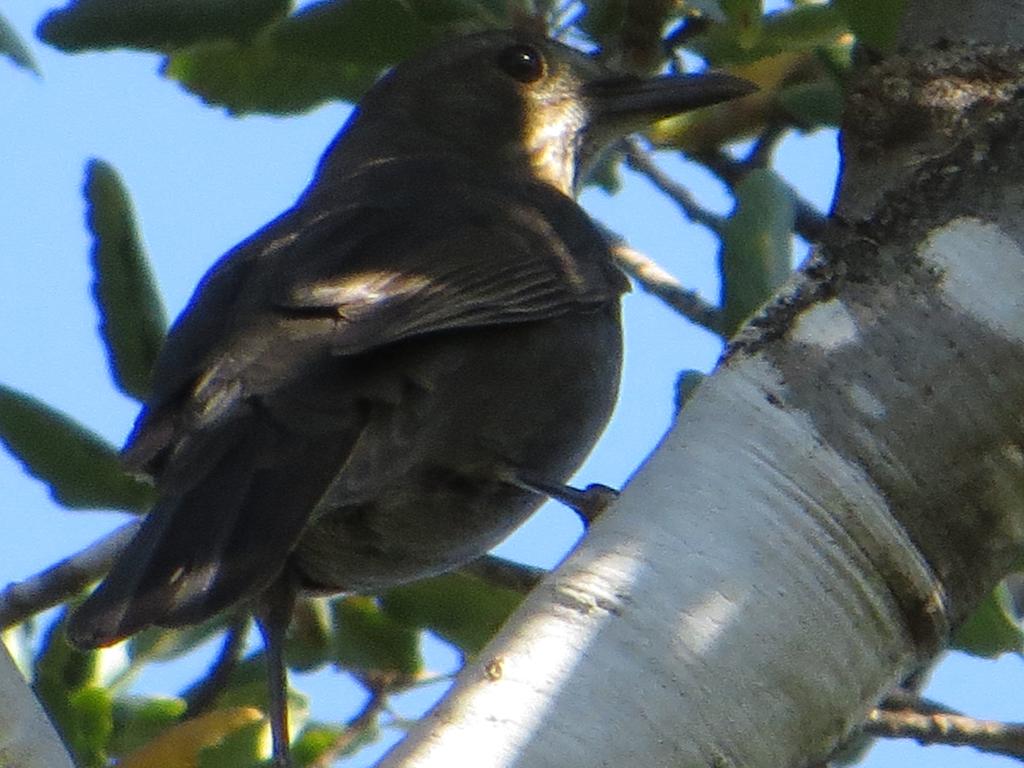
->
[380,1,1024,766]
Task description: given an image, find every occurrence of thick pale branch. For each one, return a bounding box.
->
[0,644,74,768]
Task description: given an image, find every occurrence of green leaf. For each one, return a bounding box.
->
[196,717,266,768]
[332,596,422,677]
[286,598,333,672]
[85,159,167,401]
[115,706,265,768]
[835,0,905,53]
[38,0,289,52]
[32,613,109,765]
[692,4,845,66]
[163,0,497,116]
[0,11,39,74]
[109,696,186,756]
[775,76,843,129]
[127,613,232,665]
[210,654,308,714]
[382,571,525,655]
[164,33,381,115]
[952,582,1024,658]
[720,0,762,28]
[67,686,115,768]
[577,0,628,41]
[273,0,441,66]
[291,722,350,765]
[719,169,795,335]
[0,384,153,511]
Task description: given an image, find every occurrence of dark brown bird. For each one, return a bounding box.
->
[67,29,752,765]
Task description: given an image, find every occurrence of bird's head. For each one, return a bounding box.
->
[322,30,754,197]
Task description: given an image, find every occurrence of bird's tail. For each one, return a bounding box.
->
[67,424,342,648]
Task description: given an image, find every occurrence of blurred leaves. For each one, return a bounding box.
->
[14,2,1002,767]
[38,0,289,52]
[128,615,232,666]
[953,582,1024,658]
[119,706,265,768]
[719,169,795,335]
[332,597,422,679]
[163,35,381,115]
[0,11,39,73]
[689,3,846,66]
[383,570,525,655]
[109,697,187,756]
[85,160,167,401]
[0,385,152,511]
[835,0,905,52]
[31,612,109,766]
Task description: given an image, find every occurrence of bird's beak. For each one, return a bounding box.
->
[584,70,757,128]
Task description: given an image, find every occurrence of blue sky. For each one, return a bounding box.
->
[1,3,1021,767]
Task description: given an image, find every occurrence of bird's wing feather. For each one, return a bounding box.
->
[69,170,624,645]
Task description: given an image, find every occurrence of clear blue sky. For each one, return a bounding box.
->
[1,3,1020,767]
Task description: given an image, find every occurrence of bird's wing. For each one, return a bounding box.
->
[68,174,624,646]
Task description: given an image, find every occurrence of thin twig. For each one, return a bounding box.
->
[623,138,726,232]
[311,685,389,768]
[864,707,1024,761]
[699,147,829,243]
[459,555,545,595]
[183,614,250,716]
[878,690,961,717]
[610,241,725,334]
[746,123,788,169]
[0,519,139,628]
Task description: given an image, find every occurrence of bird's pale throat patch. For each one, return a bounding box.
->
[524,98,587,196]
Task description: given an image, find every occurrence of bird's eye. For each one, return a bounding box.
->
[497,44,545,83]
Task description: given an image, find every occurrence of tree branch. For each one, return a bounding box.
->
[623,138,726,232]
[0,519,138,628]
[864,707,1024,761]
[698,147,829,243]
[609,240,725,334]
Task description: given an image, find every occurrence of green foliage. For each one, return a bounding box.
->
[195,717,266,768]
[719,169,795,335]
[383,570,526,655]
[953,582,1024,657]
[835,0,905,52]
[38,0,289,52]
[7,2,1011,766]
[128,615,233,665]
[0,385,153,511]
[85,160,168,401]
[332,597,423,678]
[0,11,39,73]
[691,3,846,66]
[164,34,381,115]
[108,697,187,756]
[776,74,844,128]
[31,614,109,766]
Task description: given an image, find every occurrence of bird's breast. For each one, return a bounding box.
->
[292,305,622,593]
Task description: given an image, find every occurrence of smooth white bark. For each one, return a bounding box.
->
[382,354,950,767]
[380,1,1024,760]
[0,644,74,768]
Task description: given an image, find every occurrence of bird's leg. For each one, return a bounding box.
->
[510,473,619,526]
[257,572,298,768]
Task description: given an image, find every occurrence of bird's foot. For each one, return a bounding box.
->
[511,474,619,526]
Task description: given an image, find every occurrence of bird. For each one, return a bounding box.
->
[66,28,753,766]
